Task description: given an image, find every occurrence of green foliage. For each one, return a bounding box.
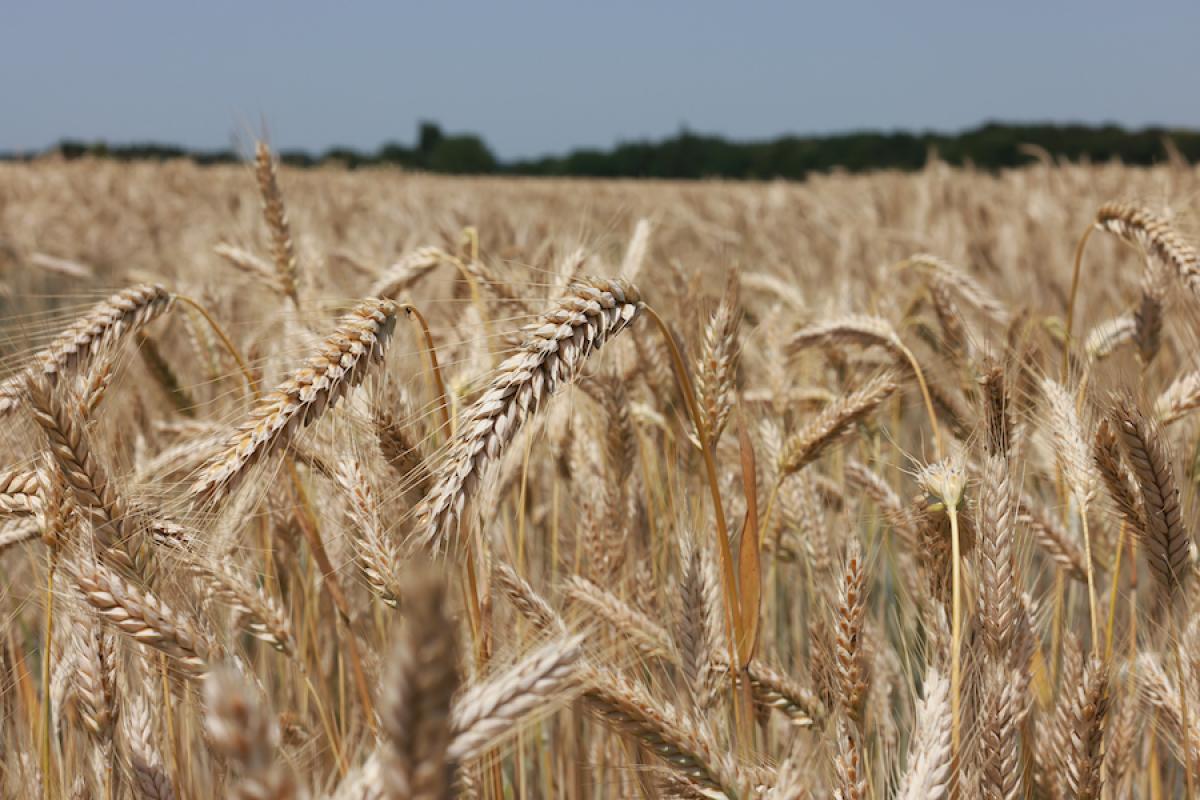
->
[19,122,1200,178]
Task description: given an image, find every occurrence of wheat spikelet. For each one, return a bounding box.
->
[1155,369,1200,425]
[73,619,118,746]
[369,246,450,299]
[695,269,740,446]
[832,720,867,800]
[777,373,898,476]
[1135,271,1165,364]
[336,459,404,607]
[1095,202,1200,298]
[976,453,1020,657]
[788,314,905,359]
[743,660,823,727]
[765,744,809,800]
[1136,652,1197,768]
[214,243,280,291]
[564,575,676,662]
[1041,378,1098,509]
[1104,696,1139,792]
[1093,418,1146,539]
[834,539,869,724]
[895,667,952,800]
[583,666,753,797]
[904,253,1012,325]
[845,459,920,548]
[0,517,40,554]
[254,141,301,307]
[1111,395,1191,599]
[28,374,148,576]
[189,298,398,505]
[123,690,175,800]
[0,283,173,416]
[448,634,583,761]
[72,558,213,677]
[412,278,641,552]
[1084,314,1136,362]
[205,556,296,657]
[0,467,41,515]
[1017,495,1087,581]
[1062,657,1110,800]
[493,561,561,632]
[976,664,1023,800]
[619,218,653,281]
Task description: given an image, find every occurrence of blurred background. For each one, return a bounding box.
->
[4,0,1200,176]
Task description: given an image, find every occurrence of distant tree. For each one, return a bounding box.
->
[377,141,415,165]
[427,135,496,174]
[19,122,1200,177]
[417,122,444,164]
[322,147,367,168]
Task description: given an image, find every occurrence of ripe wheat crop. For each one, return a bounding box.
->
[1,150,1200,798]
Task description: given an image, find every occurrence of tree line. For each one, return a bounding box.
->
[8,121,1199,178]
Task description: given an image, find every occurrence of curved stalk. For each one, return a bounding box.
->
[1062,223,1095,380]
[175,295,261,399]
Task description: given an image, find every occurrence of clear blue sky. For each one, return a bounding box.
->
[4,1,1199,160]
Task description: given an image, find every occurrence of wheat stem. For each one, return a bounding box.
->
[1063,223,1095,379]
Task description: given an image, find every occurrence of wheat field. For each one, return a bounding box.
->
[1,151,1200,799]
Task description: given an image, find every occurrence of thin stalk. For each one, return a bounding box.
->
[641,307,741,650]
[159,656,181,797]
[175,295,261,399]
[301,670,349,776]
[287,462,377,733]
[949,503,963,760]
[1104,521,1128,663]
[39,550,55,800]
[640,305,751,744]
[896,341,943,459]
[1062,223,1095,380]
[1171,613,1195,798]
[758,480,783,554]
[400,303,452,437]
[1080,505,1100,649]
[401,302,486,657]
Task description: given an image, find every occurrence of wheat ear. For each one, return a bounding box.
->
[254,141,301,307]
[0,284,173,417]
[122,690,175,800]
[448,635,583,762]
[189,298,398,506]
[28,375,148,576]
[895,667,952,800]
[1095,202,1200,298]
[412,278,641,553]
[1111,395,1191,600]
[71,558,214,677]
